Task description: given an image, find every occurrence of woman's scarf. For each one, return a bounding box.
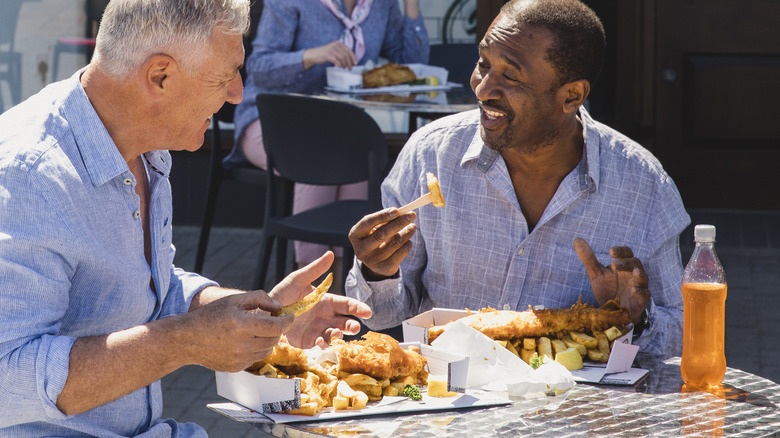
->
[319,0,374,62]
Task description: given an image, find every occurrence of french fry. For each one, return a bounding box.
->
[569,331,598,349]
[537,336,553,359]
[522,338,536,351]
[285,401,319,416]
[520,348,536,364]
[587,348,606,362]
[343,373,378,389]
[594,331,611,362]
[256,363,279,377]
[272,272,333,317]
[397,172,446,214]
[604,326,622,341]
[551,339,568,355]
[382,385,399,396]
[562,335,588,357]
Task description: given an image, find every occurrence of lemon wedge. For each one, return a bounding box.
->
[425,75,439,86]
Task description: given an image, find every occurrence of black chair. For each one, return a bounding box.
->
[254,93,388,291]
[193,104,268,274]
[408,42,478,135]
[194,0,266,274]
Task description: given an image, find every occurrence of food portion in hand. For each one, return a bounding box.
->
[245,332,428,415]
[398,172,447,214]
[271,272,333,317]
[426,172,446,207]
[427,299,632,369]
[361,63,418,88]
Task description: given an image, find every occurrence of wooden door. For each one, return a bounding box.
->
[653,0,780,209]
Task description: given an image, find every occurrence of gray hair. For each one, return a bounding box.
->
[93,0,250,77]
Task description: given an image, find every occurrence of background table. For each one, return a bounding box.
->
[252,354,780,437]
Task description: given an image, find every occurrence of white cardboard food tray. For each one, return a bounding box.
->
[213,341,488,423]
[403,308,647,386]
[326,63,452,93]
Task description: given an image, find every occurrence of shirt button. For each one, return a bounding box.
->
[517,248,525,256]
[123,177,133,185]
[133,210,141,219]
[503,304,511,310]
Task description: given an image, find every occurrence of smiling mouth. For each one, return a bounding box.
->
[482,107,505,120]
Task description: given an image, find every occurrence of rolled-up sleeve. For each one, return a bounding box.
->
[0,169,76,426]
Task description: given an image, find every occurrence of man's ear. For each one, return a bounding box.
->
[560,79,590,114]
[144,54,176,99]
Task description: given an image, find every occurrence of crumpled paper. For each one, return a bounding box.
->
[430,320,575,398]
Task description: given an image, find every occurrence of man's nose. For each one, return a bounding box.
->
[225,74,243,105]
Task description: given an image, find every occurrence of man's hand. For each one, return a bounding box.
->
[268,252,372,348]
[303,41,357,70]
[349,208,417,280]
[183,289,294,373]
[573,237,650,325]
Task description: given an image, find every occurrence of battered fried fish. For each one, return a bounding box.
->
[361,63,417,88]
[332,332,427,380]
[245,335,309,375]
[428,299,632,343]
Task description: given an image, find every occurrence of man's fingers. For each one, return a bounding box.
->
[573,237,604,279]
[610,256,644,273]
[324,295,373,320]
[350,208,402,239]
[633,266,649,290]
[610,246,634,259]
[287,251,335,289]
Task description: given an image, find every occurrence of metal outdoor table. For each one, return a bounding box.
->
[252,354,780,437]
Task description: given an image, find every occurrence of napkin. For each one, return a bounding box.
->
[430,320,575,398]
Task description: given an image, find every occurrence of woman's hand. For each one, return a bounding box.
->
[303,41,357,69]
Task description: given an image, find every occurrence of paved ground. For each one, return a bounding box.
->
[162,209,780,437]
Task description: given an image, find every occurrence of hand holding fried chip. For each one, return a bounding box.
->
[398,172,446,214]
[272,273,333,317]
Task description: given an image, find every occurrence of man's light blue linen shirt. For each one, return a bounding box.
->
[0,73,216,437]
[346,108,690,357]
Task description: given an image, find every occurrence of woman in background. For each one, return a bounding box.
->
[231,0,429,286]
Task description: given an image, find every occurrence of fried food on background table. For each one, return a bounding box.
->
[426,172,446,207]
[428,299,631,343]
[362,63,417,88]
[271,272,333,317]
[332,331,428,381]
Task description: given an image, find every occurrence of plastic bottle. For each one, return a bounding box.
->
[681,224,727,388]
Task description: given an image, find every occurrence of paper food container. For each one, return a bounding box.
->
[215,342,469,414]
[403,307,470,344]
[403,307,645,386]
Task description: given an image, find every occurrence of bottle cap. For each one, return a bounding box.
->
[694,224,716,243]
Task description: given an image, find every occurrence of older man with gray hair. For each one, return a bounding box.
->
[0,1,371,436]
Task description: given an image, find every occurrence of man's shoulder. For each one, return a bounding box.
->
[406,109,479,153]
[588,118,668,177]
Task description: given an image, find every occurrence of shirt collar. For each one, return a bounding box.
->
[578,106,600,192]
[62,69,171,186]
[460,107,601,192]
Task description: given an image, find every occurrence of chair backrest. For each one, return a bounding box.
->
[429,43,478,96]
[256,93,388,210]
[0,0,25,49]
